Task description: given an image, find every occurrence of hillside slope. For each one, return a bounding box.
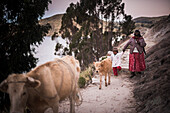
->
[144,15,170,51]
[39,13,117,36]
[119,15,170,67]
[133,15,168,28]
[134,33,170,113]
[39,14,63,36]
[39,13,168,37]
[133,16,170,113]
[118,15,170,112]
[133,16,168,24]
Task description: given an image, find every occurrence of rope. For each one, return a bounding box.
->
[55,59,83,106]
[31,59,79,100]
[7,81,26,84]
[55,59,75,94]
[33,88,58,99]
[7,81,58,99]
[32,59,74,100]
[6,59,83,105]
[75,89,83,106]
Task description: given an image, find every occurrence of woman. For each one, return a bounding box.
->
[123,30,146,78]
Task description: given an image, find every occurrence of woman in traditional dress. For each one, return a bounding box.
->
[123,30,146,78]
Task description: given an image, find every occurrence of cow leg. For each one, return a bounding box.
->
[99,75,102,90]
[52,102,59,113]
[108,73,111,85]
[105,74,107,87]
[45,95,59,113]
[69,95,75,113]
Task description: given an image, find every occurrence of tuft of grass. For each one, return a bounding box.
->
[78,64,94,88]
[78,76,86,88]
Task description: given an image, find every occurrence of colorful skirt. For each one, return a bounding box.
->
[129,53,146,72]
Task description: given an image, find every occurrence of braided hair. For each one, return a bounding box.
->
[134,30,142,37]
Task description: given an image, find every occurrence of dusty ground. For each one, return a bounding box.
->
[46,72,136,113]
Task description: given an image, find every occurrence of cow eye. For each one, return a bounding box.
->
[22,92,26,96]
[13,90,17,93]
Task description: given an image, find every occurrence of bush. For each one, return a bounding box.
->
[80,64,93,81]
[78,77,86,88]
[78,63,94,88]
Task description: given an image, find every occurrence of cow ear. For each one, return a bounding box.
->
[0,80,8,93]
[25,77,41,88]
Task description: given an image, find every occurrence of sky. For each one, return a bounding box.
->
[43,0,170,19]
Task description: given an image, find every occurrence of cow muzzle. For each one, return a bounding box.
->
[10,109,24,113]
[11,112,23,113]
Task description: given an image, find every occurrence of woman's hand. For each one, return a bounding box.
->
[107,54,111,56]
[136,40,140,45]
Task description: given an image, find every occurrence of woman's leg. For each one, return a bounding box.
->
[130,72,136,78]
[137,72,142,74]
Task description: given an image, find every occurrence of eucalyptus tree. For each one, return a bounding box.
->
[121,14,135,37]
[56,0,134,69]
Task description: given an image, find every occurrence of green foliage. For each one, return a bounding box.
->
[0,0,51,112]
[121,14,136,36]
[52,32,58,40]
[78,76,86,88]
[99,56,107,61]
[80,63,94,84]
[55,0,135,70]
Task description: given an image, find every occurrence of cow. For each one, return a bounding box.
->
[0,56,81,113]
[60,55,81,83]
[93,58,112,90]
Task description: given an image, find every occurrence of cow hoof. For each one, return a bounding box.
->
[108,83,110,85]
[99,87,101,90]
[105,84,107,87]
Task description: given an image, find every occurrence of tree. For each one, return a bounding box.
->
[121,14,135,37]
[0,0,51,112]
[55,0,134,70]
[102,0,125,50]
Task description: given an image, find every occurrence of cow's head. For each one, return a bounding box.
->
[93,61,104,74]
[0,74,41,113]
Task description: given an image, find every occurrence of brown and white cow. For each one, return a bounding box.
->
[93,58,112,89]
[0,56,81,113]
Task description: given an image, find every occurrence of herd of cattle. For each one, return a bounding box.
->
[0,55,112,113]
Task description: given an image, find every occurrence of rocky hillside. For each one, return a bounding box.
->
[39,14,63,36]
[134,16,170,113]
[118,15,170,113]
[133,15,168,28]
[39,13,117,36]
[134,33,170,113]
[144,15,170,51]
[39,13,168,37]
[119,15,170,51]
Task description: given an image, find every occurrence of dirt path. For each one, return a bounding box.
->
[45,73,136,113]
[44,49,136,113]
